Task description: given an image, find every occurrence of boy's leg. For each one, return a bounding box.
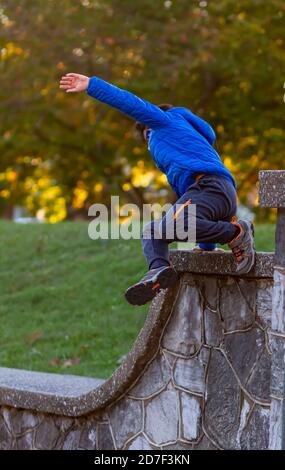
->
[146,176,255,274]
[141,180,239,270]
[125,176,254,305]
[125,190,196,305]
[140,212,239,268]
[141,218,171,270]
[125,182,236,306]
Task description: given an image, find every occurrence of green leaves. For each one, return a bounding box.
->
[1,0,284,218]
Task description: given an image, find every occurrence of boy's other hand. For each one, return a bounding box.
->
[59,73,90,93]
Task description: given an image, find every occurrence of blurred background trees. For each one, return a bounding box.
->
[0,0,284,222]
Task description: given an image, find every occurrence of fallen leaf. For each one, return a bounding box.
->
[62,357,81,368]
[49,357,62,366]
[25,331,44,345]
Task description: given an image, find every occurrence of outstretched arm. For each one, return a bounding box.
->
[60,73,171,129]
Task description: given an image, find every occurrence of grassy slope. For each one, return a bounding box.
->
[0,222,275,379]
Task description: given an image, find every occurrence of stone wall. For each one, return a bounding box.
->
[0,251,281,450]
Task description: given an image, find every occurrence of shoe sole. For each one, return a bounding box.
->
[125,267,178,306]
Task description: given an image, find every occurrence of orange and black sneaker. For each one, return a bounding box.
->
[228,219,256,275]
[125,265,178,306]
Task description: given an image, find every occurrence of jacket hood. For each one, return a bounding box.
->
[170,107,216,145]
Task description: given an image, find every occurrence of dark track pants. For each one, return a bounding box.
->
[142,175,238,269]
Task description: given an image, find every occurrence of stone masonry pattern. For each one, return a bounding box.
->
[0,272,276,450]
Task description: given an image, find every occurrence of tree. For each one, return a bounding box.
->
[0,0,284,219]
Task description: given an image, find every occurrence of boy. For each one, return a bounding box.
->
[60,73,255,306]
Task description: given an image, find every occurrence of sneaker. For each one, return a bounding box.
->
[228,219,256,274]
[125,265,178,306]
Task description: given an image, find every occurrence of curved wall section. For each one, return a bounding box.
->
[1,251,281,450]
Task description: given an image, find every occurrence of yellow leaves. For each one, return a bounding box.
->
[122,160,169,191]
[40,87,50,97]
[250,24,265,34]
[42,186,62,201]
[24,173,67,223]
[94,183,103,193]
[223,156,240,173]
[238,136,257,150]
[73,185,88,209]
[40,83,55,97]
[38,177,50,189]
[132,170,154,188]
[130,160,154,188]
[224,156,233,168]
[223,142,233,153]
[122,168,168,192]
[1,42,29,61]
[132,147,143,156]
[16,156,31,165]
[216,86,231,97]
[239,81,251,93]
[122,182,131,192]
[36,195,67,224]
[6,171,18,183]
[263,128,284,138]
[216,125,224,134]
[123,70,131,78]
[125,49,144,67]
[249,154,259,167]
[47,198,66,224]
[0,189,10,198]
[156,174,168,185]
[237,12,246,21]
[24,177,37,193]
[0,168,18,185]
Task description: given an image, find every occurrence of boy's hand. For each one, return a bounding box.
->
[59,73,90,93]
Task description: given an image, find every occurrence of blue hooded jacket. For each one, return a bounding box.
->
[86,76,236,198]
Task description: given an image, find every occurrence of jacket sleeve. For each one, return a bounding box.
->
[174,107,216,145]
[86,76,171,129]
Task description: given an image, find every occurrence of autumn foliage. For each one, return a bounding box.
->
[0,0,284,221]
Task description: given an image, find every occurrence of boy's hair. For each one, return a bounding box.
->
[134,103,174,143]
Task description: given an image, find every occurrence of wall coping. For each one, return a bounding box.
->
[0,251,274,417]
[171,250,274,278]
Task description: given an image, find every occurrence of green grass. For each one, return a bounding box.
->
[0,222,275,379]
